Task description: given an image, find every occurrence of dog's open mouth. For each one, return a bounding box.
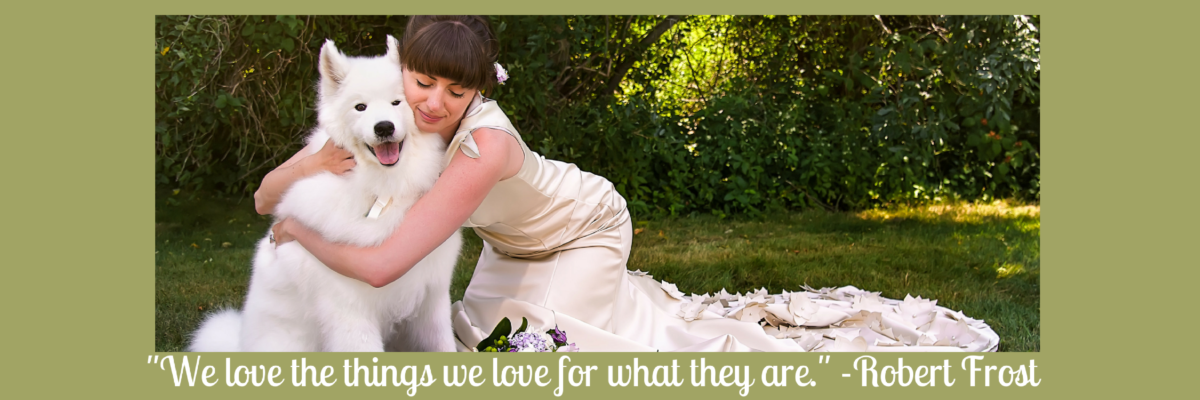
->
[367,141,403,166]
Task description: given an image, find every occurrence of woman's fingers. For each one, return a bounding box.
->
[271,218,296,247]
[316,138,356,174]
[338,158,357,174]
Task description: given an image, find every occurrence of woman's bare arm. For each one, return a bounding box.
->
[274,128,521,287]
[254,138,356,215]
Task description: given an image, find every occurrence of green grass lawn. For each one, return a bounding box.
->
[156,190,1039,352]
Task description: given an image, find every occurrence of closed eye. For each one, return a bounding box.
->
[449,90,465,99]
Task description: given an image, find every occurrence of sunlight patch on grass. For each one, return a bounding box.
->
[995,262,1026,278]
[856,200,1040,224]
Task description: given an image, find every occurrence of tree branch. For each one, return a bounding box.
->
[604,15,685,96]
[874,15,892,35]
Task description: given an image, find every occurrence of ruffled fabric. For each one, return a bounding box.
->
[634,270,999,352]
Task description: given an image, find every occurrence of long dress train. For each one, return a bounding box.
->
[446,96,999,352]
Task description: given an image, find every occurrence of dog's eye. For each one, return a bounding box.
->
[392,100,401,106]
[354,104,367,112]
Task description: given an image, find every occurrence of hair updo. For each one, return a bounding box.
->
[400,15,500,91]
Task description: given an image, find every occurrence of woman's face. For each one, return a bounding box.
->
[403,67,474,141]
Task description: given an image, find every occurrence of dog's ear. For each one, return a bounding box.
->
[385,35,400,66]
[318,39,349,96]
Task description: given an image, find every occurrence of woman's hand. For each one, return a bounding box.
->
[255,138,356,215]
[311,139,356,175]
[271,218,297,247]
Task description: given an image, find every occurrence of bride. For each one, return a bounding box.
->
[261,15,999,352]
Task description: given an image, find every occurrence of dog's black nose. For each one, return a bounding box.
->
[374,121,395,138]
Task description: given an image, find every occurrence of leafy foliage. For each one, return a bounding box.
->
[155,15,1039,216]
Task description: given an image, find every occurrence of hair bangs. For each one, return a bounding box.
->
[401,22,494,91]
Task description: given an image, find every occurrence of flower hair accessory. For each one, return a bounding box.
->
[494,62,509,85]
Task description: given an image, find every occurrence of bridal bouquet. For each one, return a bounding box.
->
[476,317,579,352]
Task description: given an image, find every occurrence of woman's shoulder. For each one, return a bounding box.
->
[455,127,524,181]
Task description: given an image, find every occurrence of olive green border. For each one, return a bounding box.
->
[8,0,1186,398]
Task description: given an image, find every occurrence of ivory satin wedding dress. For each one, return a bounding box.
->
[445,96,1000,352]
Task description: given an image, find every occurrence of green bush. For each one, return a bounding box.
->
[155,15,1039,216]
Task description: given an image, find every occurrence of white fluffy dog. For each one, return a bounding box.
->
[189,35,462,352]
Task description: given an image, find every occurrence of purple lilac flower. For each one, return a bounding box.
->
[509,332,552,352]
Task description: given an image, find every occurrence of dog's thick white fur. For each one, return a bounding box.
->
[189,35,462,352]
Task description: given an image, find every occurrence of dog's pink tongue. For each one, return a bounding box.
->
[375,142,400,165]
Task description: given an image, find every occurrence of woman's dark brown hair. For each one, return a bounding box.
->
[400,16,499,91]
